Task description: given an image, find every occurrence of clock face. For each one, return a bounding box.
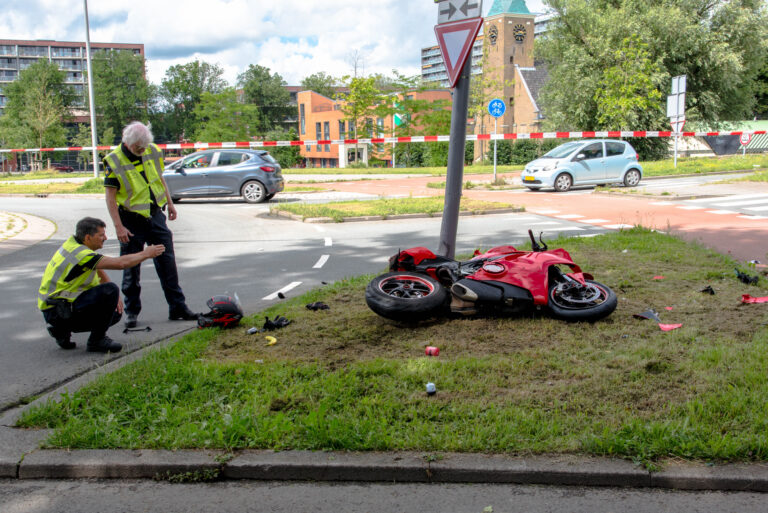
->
[513,24,526,43]
[488,25,498,45]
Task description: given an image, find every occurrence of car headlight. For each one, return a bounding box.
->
[541,163,557,172]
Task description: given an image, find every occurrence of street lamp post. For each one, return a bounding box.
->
[83,0,99,178]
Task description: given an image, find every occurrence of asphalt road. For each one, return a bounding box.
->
[3,479,767,513]
[0,195,605,411]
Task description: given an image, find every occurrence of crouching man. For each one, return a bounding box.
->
[38,217,165,353]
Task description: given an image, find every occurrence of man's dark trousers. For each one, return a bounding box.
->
[118,208,186,316]
[43,283,122,342]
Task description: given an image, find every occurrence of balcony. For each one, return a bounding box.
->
[56,60,82,71]
[18,46,47,57]
[0,46,16,56]
[51,48,81,58]
[65,74,83,83]
[0,72,18,81]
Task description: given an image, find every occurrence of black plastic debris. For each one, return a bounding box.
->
[735,268,759,285]
[263,315,291,331]
[123,326,152,334]
[633,308,662,322]
[277,292,286,299]
[700,285,716,295]
[306,301,330,311]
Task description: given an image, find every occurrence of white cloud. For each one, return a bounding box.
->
[3,0,548,86]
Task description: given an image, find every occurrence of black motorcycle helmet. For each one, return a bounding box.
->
[198,294,243,329]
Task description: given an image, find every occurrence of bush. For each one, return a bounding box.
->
[487,139,562,165]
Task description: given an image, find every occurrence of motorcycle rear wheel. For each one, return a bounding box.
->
[547,279,617,322]
[365,272,449,322]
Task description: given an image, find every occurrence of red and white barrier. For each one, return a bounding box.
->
[1,130,765,154]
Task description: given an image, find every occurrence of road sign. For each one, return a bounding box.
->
[488,98,506,118]
[434,17,483,88]
[437,0,482,24]
[666,93,685,118]
[740,133,752,146]
[670,118,685,133]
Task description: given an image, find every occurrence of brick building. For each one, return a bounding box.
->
[296,89,451,168]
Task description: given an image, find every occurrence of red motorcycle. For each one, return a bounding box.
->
[366,230,617,322]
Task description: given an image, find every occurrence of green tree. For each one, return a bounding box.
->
[263,128,302,168]
[538,0,768,158]
[300,72,338,99]
[192,88,261,142]
[0,60,72,150]
[159,60,228,141]
[90,50,152,137]
[237,65,292,133]
[73,123,115,170]
[337,75,384,166]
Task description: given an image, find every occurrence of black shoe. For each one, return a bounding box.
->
[48,326,76,350]
[169,306,200,321]
[124,313,138,328]
[87,336,122,353]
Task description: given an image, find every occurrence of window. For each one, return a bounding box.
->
[605,142,625,157]
[183,153,213,168]
[579,143,603,160]
[338,120,345,138]
[315,122,322,151]
[299,104,305,134]
[323,122,330,152]
[216,151,248,166]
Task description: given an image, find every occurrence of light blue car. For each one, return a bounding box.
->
[520,139,643,192]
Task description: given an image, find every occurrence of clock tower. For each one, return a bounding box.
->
[474,0,539,159]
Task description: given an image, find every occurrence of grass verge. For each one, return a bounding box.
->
[17,228,768,465]
[270,197,519,221]
[0,178,104,194]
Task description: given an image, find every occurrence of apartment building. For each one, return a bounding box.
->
[297,89,451,168]
[0,39,144,115]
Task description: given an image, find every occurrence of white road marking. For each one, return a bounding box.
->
[746,205,768,212]
[581,218,610,223]
[677,206,705,210]
[685,193,767,203]
[549,226,585,231]
[649,201,677,206]
[312,225,326,233]
[324,237,333,246]
[526,221,562,226]
[262,281,302,300]
[739,215,768,220]
[603,224,634,229]
[705,210,738,215]
[577,233,603,237]
[555,214,584,219]
[313,254,330,268]
[530,209,560,214]
[712,198,768,207]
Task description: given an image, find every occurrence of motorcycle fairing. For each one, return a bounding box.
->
[467,248,586,305]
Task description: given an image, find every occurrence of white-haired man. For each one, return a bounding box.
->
[103,121,199,328]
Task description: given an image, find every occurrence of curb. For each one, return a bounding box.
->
[268,207,525,224]
[5,446,768,491]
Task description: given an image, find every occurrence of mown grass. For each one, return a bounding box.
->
[270,197,519,221]
[0,178,104,194]
[18,228,768,465]
[640,154,768,177]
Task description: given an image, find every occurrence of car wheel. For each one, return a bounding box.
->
[554,174,572,192]
[623,169,641,187]
[241,180,267,203]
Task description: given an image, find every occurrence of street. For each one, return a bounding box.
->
[2,479,767,513]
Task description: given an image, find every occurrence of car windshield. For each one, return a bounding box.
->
[541,142,584,159]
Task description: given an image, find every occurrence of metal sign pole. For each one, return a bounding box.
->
[437,58,472,258]
[674,125,678,168]
[493,117,498,182]
[83,0,99,178]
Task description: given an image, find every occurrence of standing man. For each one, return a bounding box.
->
[104,121,199,328]
[39,217,165,352]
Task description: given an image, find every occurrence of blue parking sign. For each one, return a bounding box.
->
[488,98,506,118]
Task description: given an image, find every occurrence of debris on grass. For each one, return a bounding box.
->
[306,301,330,311]
[701,285,716,295]
[633,308,661,322]
[741,294,768,304]
[263,315,291,331]
[735,268,759,285]
[658,323,683,331]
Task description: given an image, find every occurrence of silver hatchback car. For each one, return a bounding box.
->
[163,149,284,203]
[520,139,642,192]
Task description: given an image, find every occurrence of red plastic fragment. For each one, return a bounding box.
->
[658,323,682,331]
[741,294,768,304]
[652,276,665,280]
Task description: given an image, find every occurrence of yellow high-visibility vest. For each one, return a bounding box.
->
[38,236,101,310]
[104,144,167,218]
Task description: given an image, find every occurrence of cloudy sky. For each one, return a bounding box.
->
[2,0,547,87]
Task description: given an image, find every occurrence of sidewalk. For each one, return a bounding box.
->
[0,211,56,258]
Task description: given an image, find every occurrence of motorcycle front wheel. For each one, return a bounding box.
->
[547,279,617,322]
[365,272,449,322]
